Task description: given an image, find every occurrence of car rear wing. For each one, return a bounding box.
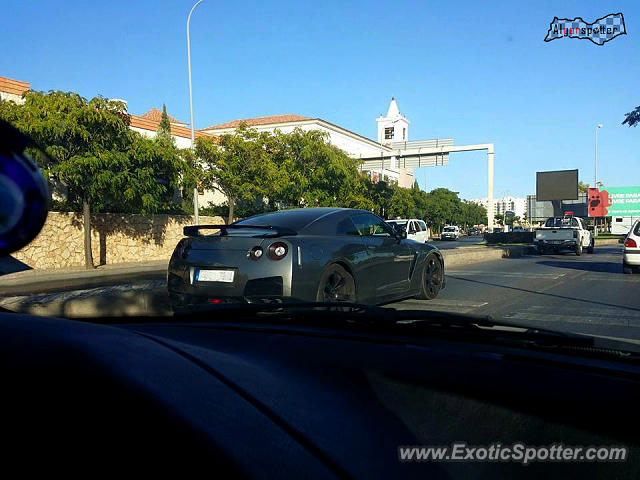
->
[183,224,297,237]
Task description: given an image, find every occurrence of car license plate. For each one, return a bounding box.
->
[196,269,235,283]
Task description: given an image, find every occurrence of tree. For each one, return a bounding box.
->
[422,188,461,232]
[156,103,173,144]
[196,125,281,224]
[623,106,640,128]
[387,184,415,219]
[578,181,590,193]
[7,91,132,267]
[2,90,190,268]
[459,201,487,227]
[268,128,371,210]
[367,181,394,218]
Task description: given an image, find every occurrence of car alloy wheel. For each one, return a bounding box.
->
[418,254,443,300]
[316,264,356,303]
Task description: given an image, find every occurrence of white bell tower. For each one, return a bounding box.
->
[376,97,409,144]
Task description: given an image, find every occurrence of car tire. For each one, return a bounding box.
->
[575,243,582,256]
[537,246,545,255]
[623,262,634,274]
[587,240,594,254]
[417,254,444,300]
[316,264,356,303]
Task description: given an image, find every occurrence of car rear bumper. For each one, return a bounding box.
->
[535,240,577,249]
[168,248,295,309]
[623,249,640,265]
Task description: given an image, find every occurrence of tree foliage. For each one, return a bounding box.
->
[156,103,173,144]
[578,181,590,193]
[623,106,640,128]
[0,90,193,267]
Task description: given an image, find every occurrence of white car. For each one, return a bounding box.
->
[386,219,430,243]
[441,225,460,241]
[623,219,640,274]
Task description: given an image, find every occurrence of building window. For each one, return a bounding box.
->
[402,128,406,140]
[384,127,394,140]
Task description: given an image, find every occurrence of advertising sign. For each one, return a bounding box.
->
[588,186,640,217]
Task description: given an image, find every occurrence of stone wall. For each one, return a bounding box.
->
[13,212,225,269]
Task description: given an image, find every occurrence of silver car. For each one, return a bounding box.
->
[168,208,445,312]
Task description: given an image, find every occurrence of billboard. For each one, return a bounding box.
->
[588,186,640,217]
[536,169,578,201]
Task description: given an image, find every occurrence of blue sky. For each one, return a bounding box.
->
[2,0,638,199]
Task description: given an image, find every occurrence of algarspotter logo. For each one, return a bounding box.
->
[544,13,626,45]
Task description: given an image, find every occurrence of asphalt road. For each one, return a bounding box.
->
[4,243,639,343]
[430,235,485,249]
[389,244,640,341]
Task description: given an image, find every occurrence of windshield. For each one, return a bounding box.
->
[545,217,571,228]
[0,2,638,355]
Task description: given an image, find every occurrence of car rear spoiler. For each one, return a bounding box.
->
[183,224,297,237]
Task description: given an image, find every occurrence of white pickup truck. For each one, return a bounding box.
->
[535,216,594,255]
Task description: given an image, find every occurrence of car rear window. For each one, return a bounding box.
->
[634,221,640,236]
[236,209,337,232]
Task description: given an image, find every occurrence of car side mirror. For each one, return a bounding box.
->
[0,120,49,256]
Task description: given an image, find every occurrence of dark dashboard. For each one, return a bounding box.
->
[1,311,639,478]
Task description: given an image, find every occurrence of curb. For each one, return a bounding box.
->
[0,261,168,296]
[0,284,171,318]
[441,245,536,268]
[594,238,623,246]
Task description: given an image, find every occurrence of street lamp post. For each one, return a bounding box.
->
[187,0,204,224]
[594,124,603,187]
[594,123,603,235]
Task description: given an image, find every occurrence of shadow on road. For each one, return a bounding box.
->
[536,260,621,273]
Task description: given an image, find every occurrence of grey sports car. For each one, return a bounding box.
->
[168,208,444,312]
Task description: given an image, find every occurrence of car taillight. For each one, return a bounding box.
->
[625,238,637,248]
[268,242,288,260]
[248,246,264,260]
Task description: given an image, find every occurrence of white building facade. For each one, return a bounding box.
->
[469,196,527,220]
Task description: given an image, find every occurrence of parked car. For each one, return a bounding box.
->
[441,225,460,240]
[385,218,429,243]
[535,216,594,255]
[168,208,445,312]
[623,219,640,274]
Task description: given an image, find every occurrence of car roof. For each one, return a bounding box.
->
[235,207,369,232]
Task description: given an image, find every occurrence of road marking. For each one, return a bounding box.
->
[582,276,640,282]
[447,270,567,279]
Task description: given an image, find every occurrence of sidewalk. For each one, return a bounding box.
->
[0,260,168,296]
